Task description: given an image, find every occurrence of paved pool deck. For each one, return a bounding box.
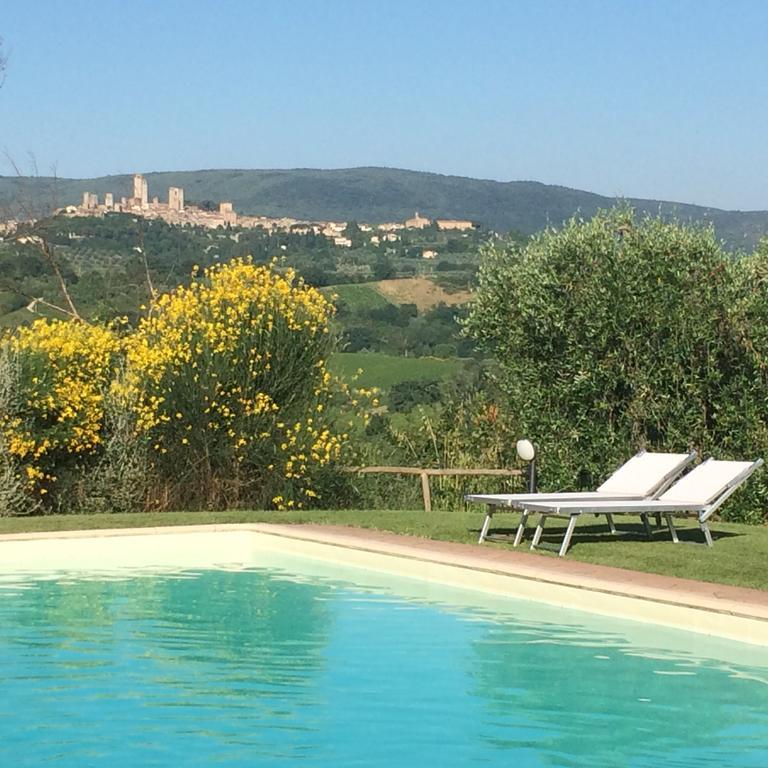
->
[1,523,767,644]
[255,523,768,620]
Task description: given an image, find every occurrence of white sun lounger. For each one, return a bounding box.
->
[519,458,764,556]
[466,450,696,544]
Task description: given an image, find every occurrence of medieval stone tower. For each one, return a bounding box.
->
[168,186,184,212]
[133,174,148,208]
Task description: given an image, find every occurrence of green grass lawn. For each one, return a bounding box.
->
[329,352,462,389]
[1,508,767,591]
[321,283,392,312]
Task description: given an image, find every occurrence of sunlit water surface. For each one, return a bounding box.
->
[1,560,767,767]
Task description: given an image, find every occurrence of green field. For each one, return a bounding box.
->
[322,283,392,312]
[329,352,463,390]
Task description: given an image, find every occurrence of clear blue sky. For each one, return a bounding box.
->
[1,0,767,210]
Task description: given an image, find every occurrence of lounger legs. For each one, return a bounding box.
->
[531,514,578,557]
[664,513,679,543]
[605,514,617,535]
[478,508,493,543]
[531,515,546,549]
[478,508,529,545]
[559,516,578,557]
[513,511,529,547]
[525,512,715,552]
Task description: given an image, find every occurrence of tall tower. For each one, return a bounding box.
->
[168,186,184,212]
[219,201,236,225]
[133,174,148,207]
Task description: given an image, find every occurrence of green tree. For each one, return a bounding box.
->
[342,220,364,248]
[373,252,396,280]
[464,208,768,520]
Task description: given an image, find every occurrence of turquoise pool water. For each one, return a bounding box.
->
[1,560,767,767]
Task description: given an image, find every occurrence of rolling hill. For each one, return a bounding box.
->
[2,167,767,248]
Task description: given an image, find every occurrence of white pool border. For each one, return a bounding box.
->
[1,523,767,646]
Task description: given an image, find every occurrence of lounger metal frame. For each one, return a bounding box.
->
[466,450,697,545]
[520,458,763,557]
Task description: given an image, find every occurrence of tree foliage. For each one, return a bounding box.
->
[465,208,768,521]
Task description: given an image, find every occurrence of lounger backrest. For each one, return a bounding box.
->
[597,451,695,496]
[659,459,758,505]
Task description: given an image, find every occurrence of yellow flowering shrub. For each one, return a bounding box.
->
[125,258,347,508]
[0,320,120,496]
[0,259,365,512]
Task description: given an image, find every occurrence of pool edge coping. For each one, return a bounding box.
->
[1,522,768,638]
[245,524,768,624]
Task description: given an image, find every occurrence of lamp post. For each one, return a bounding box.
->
[516,439,537,493]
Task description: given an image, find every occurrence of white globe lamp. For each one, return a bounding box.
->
[516,439,537,492]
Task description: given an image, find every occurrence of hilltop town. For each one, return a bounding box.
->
[53,173,476,248]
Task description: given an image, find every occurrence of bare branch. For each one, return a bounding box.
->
[2,144,83,323]
[134,222,158,311]
[13,234,83,322]
[0,36,6,89]
[0,46,82,325]
[23,296,79,321]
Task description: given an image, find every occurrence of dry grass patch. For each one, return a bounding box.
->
[375,277,472,311]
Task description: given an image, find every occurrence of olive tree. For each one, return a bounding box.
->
[465,208,768,521]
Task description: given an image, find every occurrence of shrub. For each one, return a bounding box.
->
[389,379,442,411]
[72,373,150,515]
[0,319,120,500]
[0,346,40,516]
[464,208,768,521]
[124,258,347,509]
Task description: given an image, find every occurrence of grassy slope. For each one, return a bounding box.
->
[321,283,392,312]
[0,509,766,590]
[328,352,462,389]
[374,277,472,311]
[3,167,767,247]
[324,278,473,314]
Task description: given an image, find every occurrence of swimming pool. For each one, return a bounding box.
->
[1,530,767,766]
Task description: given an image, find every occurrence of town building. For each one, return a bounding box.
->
[51,171,479,243]
[133,174,148,208]
[219,202,237,225]
[436,219,475,231]
[404,211,431,229]
[168,187,184,212]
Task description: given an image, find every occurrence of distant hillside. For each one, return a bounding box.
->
[2,167,767,248]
